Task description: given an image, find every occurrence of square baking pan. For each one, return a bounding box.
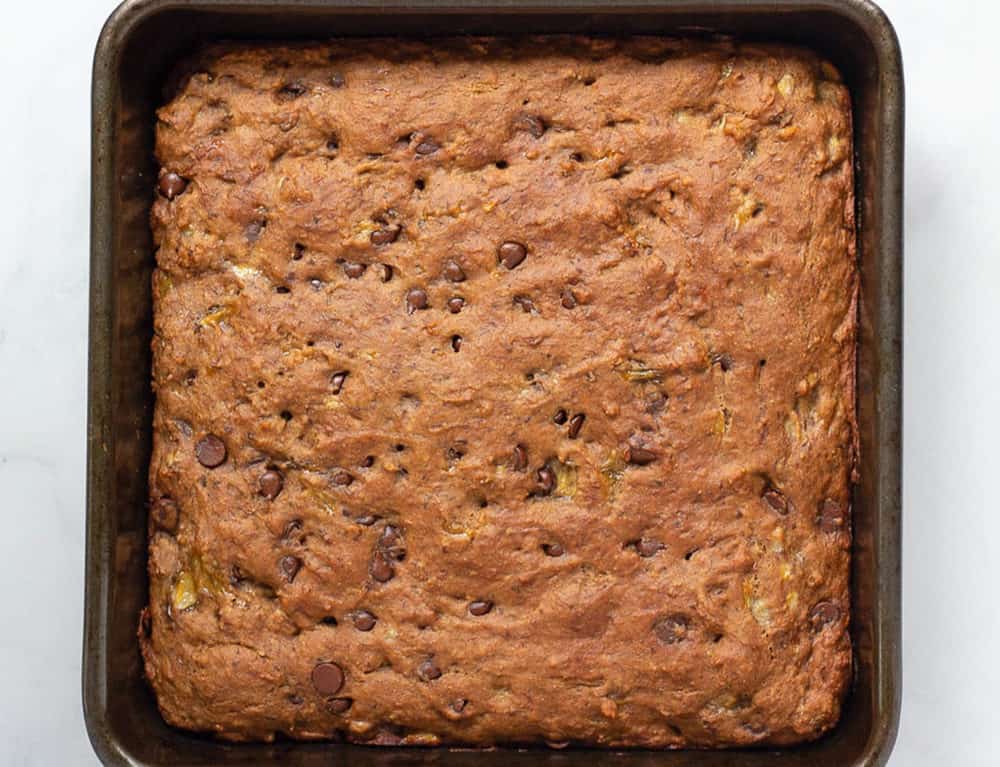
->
[85,0,903,764]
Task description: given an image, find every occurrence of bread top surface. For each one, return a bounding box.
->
[143,37,855,748]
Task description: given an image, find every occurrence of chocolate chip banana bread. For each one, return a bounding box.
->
[142,37,856,748]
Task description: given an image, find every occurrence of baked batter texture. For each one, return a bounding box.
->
[142,37,856,748]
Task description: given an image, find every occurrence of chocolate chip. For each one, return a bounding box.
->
[326,697,353,714]
[330,371,349,394]
[277,80,307,100]
[330,73,346,88]
[442,260,466,283]
[711,352,734,372]
[645,391,669,414]
[542,542,565,557]
[150,498,179,533]
[311,662,345,695]
[654,614,690,644]
[417,659,442,681]
[282,519,303,539]
[378,525,405,561]
[343,261,367,278]
[762,487,789,515]
[288,693,304,705]
[355,514,379,526]
[624,445,658,465]
[536,466,556,495]
[560,289,578,309]
[415,137,439,155]
[468,600,493,616]
[818,499,846,533]
[447,297,465,314]
[406,288,428,314]
[361,455,375,468]
[195,435,227,468]
[498,241,527,269]
[451,335,463,352]
[332,470,353,486]
[512,444,528,471]
[259,470,284,500]
[293,243,305,260]
[512,295,537,314]
[352,610,377,631]
[553,409,568,425]
[158,172,187,200]
[451,698,468,713]
[520,115,547,138]
[370,553,395,583]
[370,225,401,246]
[809,601,841,631]
[245,221,265,242]
[636,538,662,557]
[279,555,301,582]
[567,413,586,439]
[377,263,393,282]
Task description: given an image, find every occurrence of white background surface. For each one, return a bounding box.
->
[0,0,996,764]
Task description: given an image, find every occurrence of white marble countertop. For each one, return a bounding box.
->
[1,0,996,763]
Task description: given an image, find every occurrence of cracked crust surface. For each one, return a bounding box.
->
[142,37,856,748]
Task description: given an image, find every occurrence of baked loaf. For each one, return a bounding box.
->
[142,37,856,748]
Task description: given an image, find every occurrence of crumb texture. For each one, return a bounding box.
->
[143,36,855,748]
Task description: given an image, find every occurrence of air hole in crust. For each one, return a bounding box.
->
[495,160,508,169]
[280,410,293,421]
[414,178,426,190]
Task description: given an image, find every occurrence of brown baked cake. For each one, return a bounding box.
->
[142,37,856,748]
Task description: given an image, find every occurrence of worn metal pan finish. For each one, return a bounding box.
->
[86,1,902,764]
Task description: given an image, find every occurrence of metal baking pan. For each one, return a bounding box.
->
[85,0,903,764]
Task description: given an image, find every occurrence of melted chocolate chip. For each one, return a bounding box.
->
[447,296,465,313]
[158,172,187,200]
[330,371,349,394]
[536,466,556,495]
[818,499,846,533]
[150,498,179,532]
[567,413,586,439]
[378,525,406,560]
[353,610,377,631]
[277,80,307,100]
[624,445,658,466]
[311,662,344,695]
[451,698,468,713]
[343,261,367,279]
[195,435,227,468]
[332,470,354,486]
[809,601,841,631]
[512,295,537,314]
[542,542,565,557]
[553,409,568,425]
[654,614,691,645]
[451,335,463,352]
[326,697,353,714]
[245,221,265,243]
[468,600,494,616]
[636,538,663,557]
[406,288,428,314]
[279,555,302,582]
[520,115,547,138]
[370,225,401,246]
[762,487,789,515]
[259,470,284,500]
[370,553,395,583]
[512,444,528,471]
[498,241,527,269]
[560,289,578,309]
[443,260,466,282]
[415,137,439,155]
[417,659,442,681]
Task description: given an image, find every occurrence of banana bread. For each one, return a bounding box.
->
[141,36,856,748]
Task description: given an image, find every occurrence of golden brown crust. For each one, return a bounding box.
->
[142,37,855,748]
